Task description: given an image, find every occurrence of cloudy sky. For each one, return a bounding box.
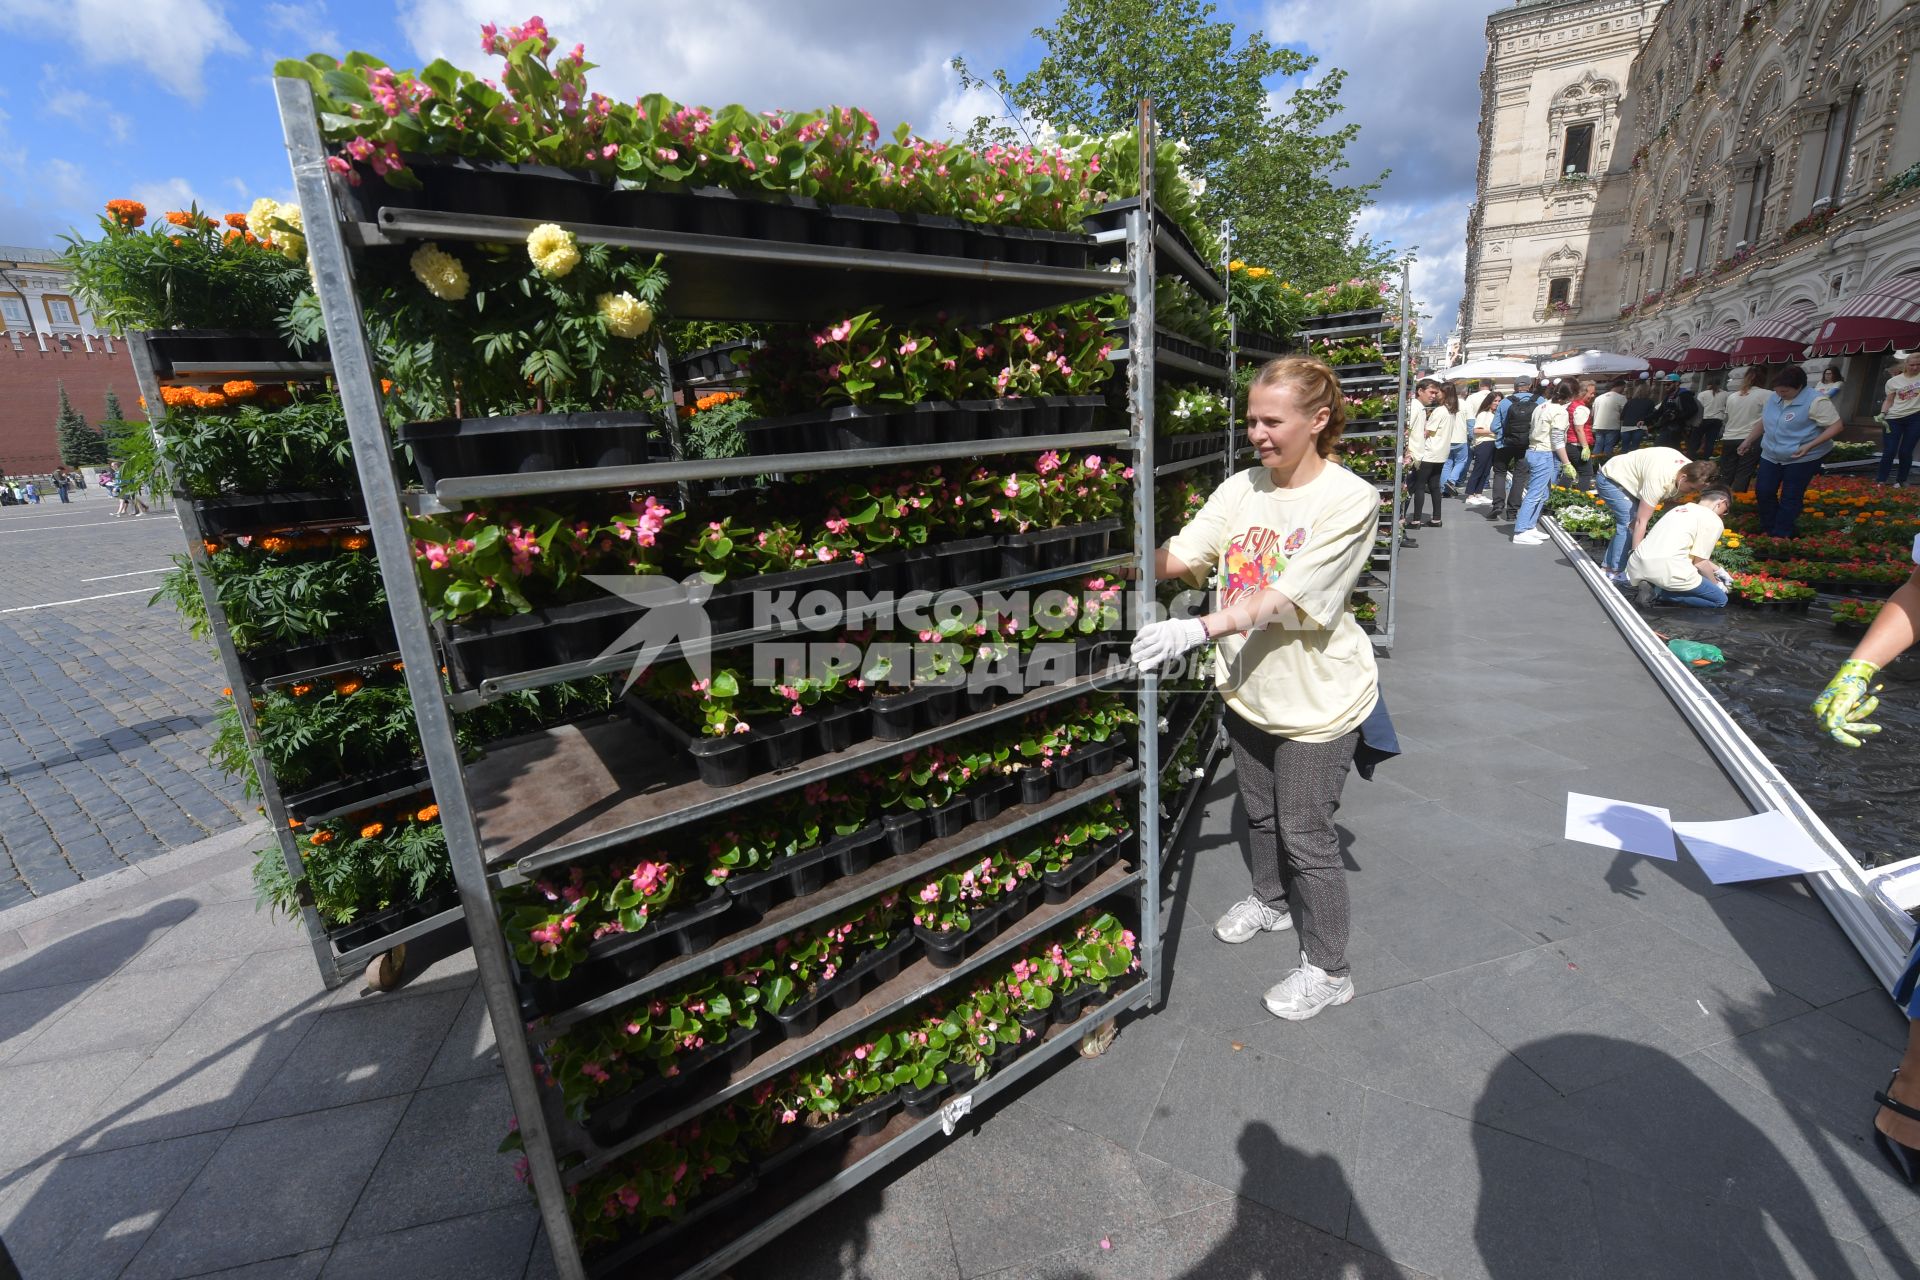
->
[0,0,1489,337]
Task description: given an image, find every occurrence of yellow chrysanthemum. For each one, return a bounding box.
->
[246,197,279,243]
[597,291,653,339]
[410,243,470,302]
[527,223,580,277]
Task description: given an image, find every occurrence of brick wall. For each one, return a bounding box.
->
[0,332,146,476]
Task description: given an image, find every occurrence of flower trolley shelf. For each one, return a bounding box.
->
[278,72,1204,1280]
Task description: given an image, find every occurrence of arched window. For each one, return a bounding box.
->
[1819,90,1862,205]
[1563,123,1595,175]
[1548,278,1572,308]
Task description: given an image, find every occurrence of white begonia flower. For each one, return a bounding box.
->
[526,223,580,278]
[410,243,470,302]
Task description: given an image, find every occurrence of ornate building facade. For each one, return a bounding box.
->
[1611,0,1920,419]
[1460,0,1667,359]
[1463,0,1920,409]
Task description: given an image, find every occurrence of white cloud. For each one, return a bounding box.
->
[38,67,132,144]
[264,2,340,58]
[1357,195,1474,343]
[0,0,247,101]
[0,108,73,246]
[131,177,224,218]
[1265,0,1485,338]
[397,0,1052,141]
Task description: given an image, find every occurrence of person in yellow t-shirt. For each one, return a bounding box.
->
[1625,488,1732,607]
[1131,356,1392,1023]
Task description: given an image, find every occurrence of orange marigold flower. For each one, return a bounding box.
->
[105,199,146,228]
[360,822,385,840]
[223,230,242,247]
[160,386,196,407]
[288,817,301,829]
[380,379,394,394]
[189,389,228,410]
[169,236,183,247]
[165,210,194,227]
[416,804,440,822]
[224,212,249,229]
[203,539,221,555]
[221,686,232,697]
[309,830,334,845]
[222,380,258,399]
[257,535,293,553]
[335,677,364,695]
[336,532,370,551]
[289,682,314,696]
[390,661,405,672]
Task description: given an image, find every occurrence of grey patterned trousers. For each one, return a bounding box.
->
[1224,708,1359,976]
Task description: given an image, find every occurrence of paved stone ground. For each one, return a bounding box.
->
[1,508,1917,1279]
[0,492,250,907]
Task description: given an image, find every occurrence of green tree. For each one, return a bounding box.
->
[102,389,126,426]
[955,0,1391,287]
[55,383,109,466]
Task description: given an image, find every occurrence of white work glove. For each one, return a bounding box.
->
[1712,567,1732,588]
[1130,618,1208,673]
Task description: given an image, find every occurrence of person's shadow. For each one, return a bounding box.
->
[0,900,198,1053]
[1474,1033,1895,1279]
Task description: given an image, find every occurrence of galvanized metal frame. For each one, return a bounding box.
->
[124,335,461,987]
[276,76,1177,1279]
[1378,259,1413,654]
[1129,112,1164,1011]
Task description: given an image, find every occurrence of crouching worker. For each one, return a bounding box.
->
[1626,486,1734,608]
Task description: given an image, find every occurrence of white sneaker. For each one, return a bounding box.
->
[1214,894,1293,944]
[1263,961,1355,1021]
[1512,530,1549,545]
[1463,495,1490,508]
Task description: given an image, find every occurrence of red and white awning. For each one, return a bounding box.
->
[1673,321,1745,372]
[1727,302,1820,364]
[1808,275,1920,357]
[1643,340,1688,372]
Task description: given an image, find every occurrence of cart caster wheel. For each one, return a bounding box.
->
[1079,1020,1118,1058]
[365,944,407,992]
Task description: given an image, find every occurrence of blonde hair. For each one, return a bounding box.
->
[1248,356,1347,457]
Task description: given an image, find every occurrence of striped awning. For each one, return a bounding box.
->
[1808,275,1920,357]
[1727,301,1820,364]
[1673,321,1745,372]
[1643,340,1687,372]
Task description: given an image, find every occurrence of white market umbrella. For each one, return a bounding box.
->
[1441,357,1540,382]
[1540,350,1650,378]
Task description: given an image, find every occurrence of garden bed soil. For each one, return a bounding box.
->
[1642,606,1920,869]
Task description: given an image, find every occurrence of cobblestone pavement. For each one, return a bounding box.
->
[0,491,250,907]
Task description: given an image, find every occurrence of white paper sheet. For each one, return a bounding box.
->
[1672,811,1838,883]
[1563,792,1677,860]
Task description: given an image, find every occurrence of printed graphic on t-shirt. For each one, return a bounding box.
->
[1891,378,1920,412]
[1220,524,1308,604]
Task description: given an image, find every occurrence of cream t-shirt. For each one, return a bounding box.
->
[1887,373,1920,419]
[1530,401,1570,451]
[1627,503,1722,592]
[1412,405,1455,464]
[1723,387,1768,440]
[1164,463,1380,742]
[1600,446,1692,505]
